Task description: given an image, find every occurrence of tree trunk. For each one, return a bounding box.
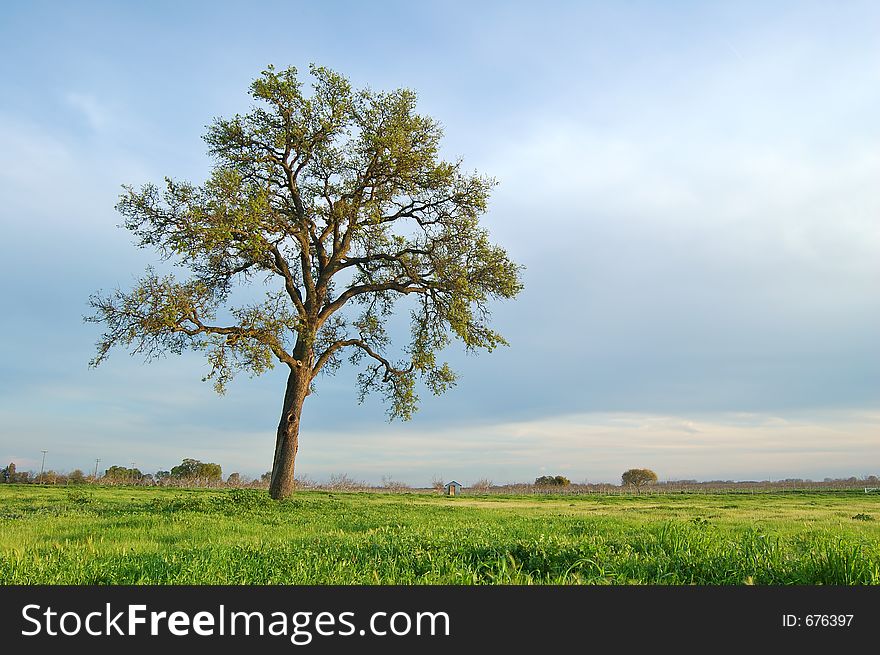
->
[269,367,310,500]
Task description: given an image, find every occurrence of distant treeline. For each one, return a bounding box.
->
[487,477,880,495]
[2,460,878,494]
[0,458,262,488]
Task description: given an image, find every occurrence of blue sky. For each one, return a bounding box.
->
[1,1,878,485]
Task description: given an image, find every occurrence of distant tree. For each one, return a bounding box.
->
[327,473,365,490]
[227,472,241,485]
[535,475,570,487]
[41,470,62,484]
[67,469,86,484]
[1,462,14,483]
[260,471,272,485]
[170,458,222,482]
[6,465,32,483]
[103,466,124,480]
[169,458,199,479]
[86,64,523,500]
[622,468,658,493]
[103,466,143,483]
[155,470,171,481]
[199,462,222,481]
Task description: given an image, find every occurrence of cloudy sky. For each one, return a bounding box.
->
[1,1,878,485]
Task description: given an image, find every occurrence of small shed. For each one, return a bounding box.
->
[444,480,462,496]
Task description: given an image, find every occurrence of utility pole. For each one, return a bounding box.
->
[39,450,47,483]
[94,458,101,481]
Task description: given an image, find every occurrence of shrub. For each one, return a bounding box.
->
[66,489,94,506]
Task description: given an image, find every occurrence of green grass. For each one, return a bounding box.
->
[1,485,879,584]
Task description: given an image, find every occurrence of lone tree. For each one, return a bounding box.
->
[86,65,522,499]
[621,468,658,493]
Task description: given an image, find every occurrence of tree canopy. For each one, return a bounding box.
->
[170,458,223,481]
[535,475,570,487]
[621,468,658,490]
[103,465,144,482]
[88,64,521,418]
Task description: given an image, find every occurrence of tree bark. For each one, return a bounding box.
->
[269,367,311,500]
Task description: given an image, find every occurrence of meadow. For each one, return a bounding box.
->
[1,485,879,584]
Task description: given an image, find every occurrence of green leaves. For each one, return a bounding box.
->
[86,272,294,393]
[86,270,217,366]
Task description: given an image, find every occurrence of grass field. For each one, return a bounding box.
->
[1,485,879,584]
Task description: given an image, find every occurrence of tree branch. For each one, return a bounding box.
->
[268,243,307,316]
[316,280,429,327]
[312,338,411,378]
[185,315,299,369]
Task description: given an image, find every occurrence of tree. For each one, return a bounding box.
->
[535,475,570,487]
[3,463,31,484]
[103,465,144,483]
[68,469,86,484]
[86,64,522,499]
[621,468,658,493]
[170,458,222,482]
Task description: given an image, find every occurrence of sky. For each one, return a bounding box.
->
[0,0,878,485]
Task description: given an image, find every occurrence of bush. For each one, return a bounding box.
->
[66,489,94,506]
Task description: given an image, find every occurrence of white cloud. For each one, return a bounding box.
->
[487,120,880,258]
[289,410,880,485]
[65,92,111,131]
